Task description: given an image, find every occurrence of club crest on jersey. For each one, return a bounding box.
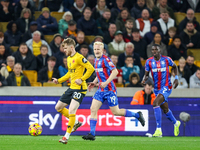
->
[82,58,87,63]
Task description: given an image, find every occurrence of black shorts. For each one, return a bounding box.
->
[59,88,86,105]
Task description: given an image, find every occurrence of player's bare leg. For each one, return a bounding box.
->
[59,99,80,144]
[82,99,102,141]
[110,105,145,126]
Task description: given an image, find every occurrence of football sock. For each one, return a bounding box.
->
[90,119,97,136]
[165,109,177,125]
[66,114,76,134]
[153,106,162,128]
[58,108,69,118]
[125,109,139,118]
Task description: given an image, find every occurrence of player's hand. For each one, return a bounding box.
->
[75,79,82,85]
[173,79,179,89]
[100,82,108,89]
[88,82,96,92]
[52,78,58,84]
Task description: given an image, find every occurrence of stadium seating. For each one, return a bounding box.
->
[174,60,179,66]
[115,83,124,87]
[174,12,186,26]
[195,13,200,24]
[31,82,42,87]
[34,11,41,20]
[23,70,38,83]
[85,36,95,44]
[50,12,65,23]
[10,46,19,52]
[43,82,62,87]
[187,49,200,60]
[0,22,8,33]
[194,60,200,67]
[44,35,54,44]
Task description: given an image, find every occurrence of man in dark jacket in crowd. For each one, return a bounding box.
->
[0,73,7,86]
[103,23,117,45]
[70,0,86,22]
[49,33,63,54]
[0,0,14,22]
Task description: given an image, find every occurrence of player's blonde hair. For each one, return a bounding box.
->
[93,41,104,50]
[62,38,76,47]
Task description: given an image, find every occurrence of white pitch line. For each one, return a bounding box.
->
[33,101,56,105]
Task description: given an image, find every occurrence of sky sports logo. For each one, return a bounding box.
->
[62,109,148,132]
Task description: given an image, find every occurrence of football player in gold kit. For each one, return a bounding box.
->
[53,38,94,144]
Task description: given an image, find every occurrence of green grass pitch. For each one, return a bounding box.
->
[0,135,200,150]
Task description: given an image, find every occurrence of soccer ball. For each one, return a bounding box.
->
[28,123,43,136]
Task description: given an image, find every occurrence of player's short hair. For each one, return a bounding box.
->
[6,56,15,62]
[62,38,76,47]
[93,41,104,50]
[48,56,56,62]
[40,44,48,50]
[168,27,177,33]
[152,44,160,51]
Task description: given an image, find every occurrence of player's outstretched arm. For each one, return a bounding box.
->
[172,63,179,89]
[141,71,149,86]
[88,77,98,92]
[100,69,118,89]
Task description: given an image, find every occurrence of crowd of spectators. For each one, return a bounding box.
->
[0,0,200,89]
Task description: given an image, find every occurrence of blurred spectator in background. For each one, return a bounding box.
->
[13,43,37,70]
[0,44,10,66]
[167,0,185,12]
[96,8,113,36]
[157,9,175,37]
[126,72,142,87]
[152,0,175,20]
[58,11,73,36]
[37,56,60,84]
[163,27,176,47]
[6,63,31,86]
[77,7,97,35]
[179,9,200,33]
[110,54,123,84]
[14,0,34,20]
[131,0,152,19]
[190,68,200,88]
[0,56,15,79]
[179,21,200,49]
[115,7,136,32]
[168,35,187,61]
[136,9,153,37]
[63,0,74,12]
[183,0,200,13]
[111,0,125,21]
[147,32,167,58]
[80,44,89,58]
[58,55,69,86]
[121,56,140,84]
[143,21,158,45]
[16,8,33,34]
[178,57,191,84]
[86,55,96,83]
[186,55,198,75]
[63,20,78,39]
[49,33,62,55]
[54,45,65,68]
[108,30,126,56]
[130,80,155,105]
[103,23,117,45]
[145,0,155,11]
[89,36,109,55]
[70,0,86,22]
[0,0,14,22]
[22,21,44,43]
[92,0,107,20]
[123,19,134,42]
[4,21,22,46]
[36,7,58,35]
[118,42,142,68]
[0,32,12,55]
[26,30,52,56]
[0,72,7,86]
[131,29,147,61]
[75,31,88,53]
[171,67,188,89]
[36,44,50,72]
[39,0,63,12]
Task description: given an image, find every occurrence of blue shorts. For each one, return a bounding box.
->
[93,90,118,107]
[154,86,172,104]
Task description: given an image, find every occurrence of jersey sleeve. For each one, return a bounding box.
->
[58,71,70,83]
[79,55,95,81]
[145,59,150,72]
[103,57,116,70]
[167,57,174,66]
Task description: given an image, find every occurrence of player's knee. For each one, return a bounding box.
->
[90,106,97,114]
[153,101,159,107]
[163,108,168,114]
[55,105,61,112]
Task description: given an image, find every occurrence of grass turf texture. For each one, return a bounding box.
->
[0,136,200,150]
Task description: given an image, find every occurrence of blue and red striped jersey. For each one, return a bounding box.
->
[94,55,116,92]
[145,55,174,90]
